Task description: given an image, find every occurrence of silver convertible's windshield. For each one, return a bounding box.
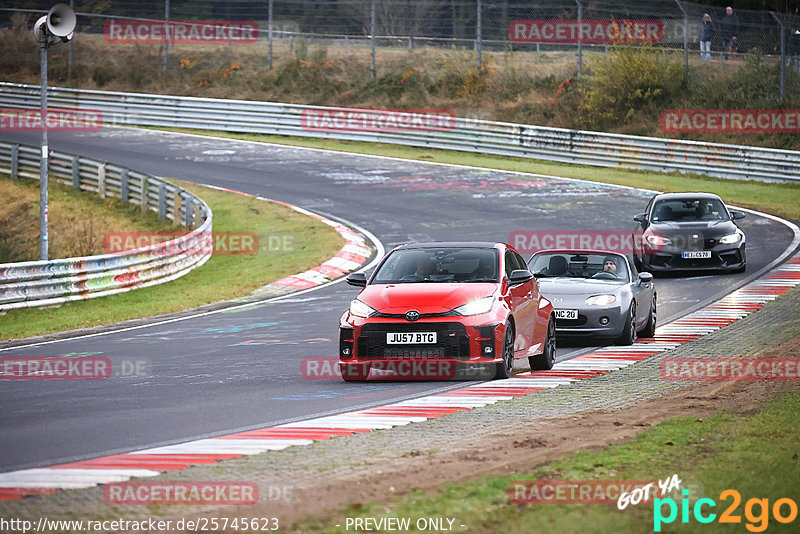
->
[529,253,630,282]
[371,248,499,284]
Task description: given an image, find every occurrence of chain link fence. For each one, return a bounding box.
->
[1,1,799,99]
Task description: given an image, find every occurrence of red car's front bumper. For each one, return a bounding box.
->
[339,313,506,379]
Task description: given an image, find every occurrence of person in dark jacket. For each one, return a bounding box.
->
[695,14,716,60]
[720,6,740,60]
[789,28,800,73]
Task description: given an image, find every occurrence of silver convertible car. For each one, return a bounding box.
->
[528,250,656,345]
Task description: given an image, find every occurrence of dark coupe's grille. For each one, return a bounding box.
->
[357,322,470,361]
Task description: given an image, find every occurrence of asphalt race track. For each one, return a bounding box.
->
[0,127,795,473]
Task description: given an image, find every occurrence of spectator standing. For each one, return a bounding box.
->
[720,6,740,60]
[695,14,715,60]
[789,28,800,73]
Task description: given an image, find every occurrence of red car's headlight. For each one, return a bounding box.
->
[453,296,494,316]
[349,299,377,318]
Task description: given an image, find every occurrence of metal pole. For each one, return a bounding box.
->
[674,0,688,82]
[770,12,786,101]
[67,0,74,80]
[40,41,49,261]
[476,0,482,69]
[575,0,583,78]
[163,0,169,75]
[370,0,376,78]
[268,0,274,70]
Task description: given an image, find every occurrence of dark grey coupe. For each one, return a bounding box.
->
[528,250,657,345]
[632,192,746,273]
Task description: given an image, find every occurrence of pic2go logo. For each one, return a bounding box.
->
[654,490,799,532]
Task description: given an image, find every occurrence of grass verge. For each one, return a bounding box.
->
[0,173,174,262]
[291,391,800,533]
[0,180,344,341]
[154,128,800,222]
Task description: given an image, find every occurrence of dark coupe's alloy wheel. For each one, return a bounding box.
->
[495,321,515,379]
[530,317,556,371]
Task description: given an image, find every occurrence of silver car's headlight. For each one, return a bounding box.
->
[719,232,742,245]
[585,294,617,306]
[453,296,495,316]
[349,299,377,318]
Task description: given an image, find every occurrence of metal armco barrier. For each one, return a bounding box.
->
[1,82,799,183]
[0,142,213,311]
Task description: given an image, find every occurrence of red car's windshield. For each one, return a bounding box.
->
[371,248,499,284]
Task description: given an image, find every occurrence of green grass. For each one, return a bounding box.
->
[0,181,345,340]
[291,392,800,533]
[154,128,800,222]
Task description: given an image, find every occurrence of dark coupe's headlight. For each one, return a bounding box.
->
[719,232,743,245]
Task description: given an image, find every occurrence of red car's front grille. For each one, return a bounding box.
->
[356,322,470,361]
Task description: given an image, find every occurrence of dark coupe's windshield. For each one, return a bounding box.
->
[529,253,630,282]
[651,198,729,222]
[371,247,499,284]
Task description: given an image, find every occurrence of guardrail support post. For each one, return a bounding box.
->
[71,156,79,189]
[185,197,193,227]
[193,203,202,229]
[121,169,129,202]
[141,177,149,214]
[98,163,106,199]
[11,145,19,179]
[173,191,181,227]
[158,183,166,221]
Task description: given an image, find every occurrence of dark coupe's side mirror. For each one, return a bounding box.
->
[346,272,367,287]
[731,210,746,220]
[509,269,534,285]
[638,272,653,284]
[633,213,648,224]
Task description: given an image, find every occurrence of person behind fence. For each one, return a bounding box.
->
[720,6,740,60]
[789,27,800,73]
[695,14,715,61]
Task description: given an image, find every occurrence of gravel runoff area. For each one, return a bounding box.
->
[3,280,800,529]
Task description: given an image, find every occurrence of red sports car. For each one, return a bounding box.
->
[339,242,556,381]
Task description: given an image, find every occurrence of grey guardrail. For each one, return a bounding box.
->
[0,142,213,311]
[1,82,799,183]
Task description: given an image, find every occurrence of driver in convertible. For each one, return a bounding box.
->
[602,256,619,274]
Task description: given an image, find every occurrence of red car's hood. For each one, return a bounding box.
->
[359,283,496,314]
